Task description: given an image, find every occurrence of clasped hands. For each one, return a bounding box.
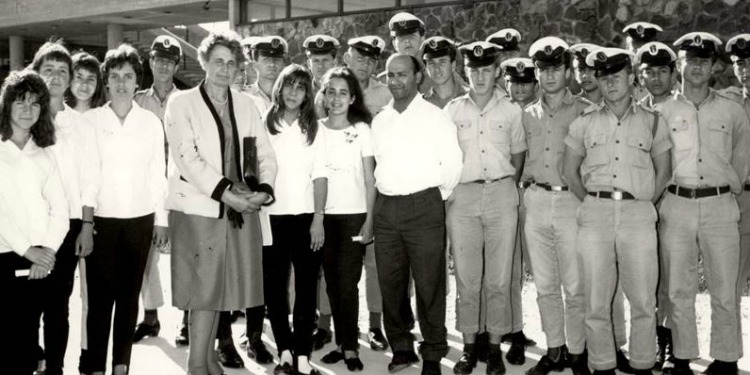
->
[23,246,56,280]
[223,182,269,229]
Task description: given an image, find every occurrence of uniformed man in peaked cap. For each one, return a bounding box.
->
[502,57,537,108]
[562,47,672,375]
[246,35,288,111]
[420,36,467,108]
[656,32,750,375]
[623,22,663,102]
[445,41,527,375]
[521,37,591,375]
[487,28,523,97]
[570,43,603,103]
[303,34,339,91]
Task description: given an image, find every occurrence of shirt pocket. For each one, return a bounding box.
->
[525,126,543,162]
[456,121,474,142]
[705,120,732,161]
[626,134,652,169]
[584,133,609,167]
[668,117,693,151]
[489,120,510,146]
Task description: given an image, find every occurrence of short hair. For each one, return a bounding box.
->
[321,66,373,125]
[65,52,107,109]
[102,44,144,84]
[0,70,55,148]
[677,50,718,64]
[198,30,246,69]
[30,39,72,80]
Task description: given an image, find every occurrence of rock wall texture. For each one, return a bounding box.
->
[238,0,750,88]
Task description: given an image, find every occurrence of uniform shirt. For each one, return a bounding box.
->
[423,80,468,109]
[246,83,272,112]
[314,77,393,120]
[720,86,750,183]
[84,102,169,226]
[372,94,463,199]
[522,90,591,186]
[419,70,466,95]
[320,121,373,214]
[0,139,69,256]
[654,90,750,194]
[134,84,179,121]
[564,98,672,200]
[50,104,100,219]
[444,90,527,184]
[265,118,328,215]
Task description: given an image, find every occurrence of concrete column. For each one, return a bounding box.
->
[9,36,24,71]
[228,0,240,30]
[107,24,123,49]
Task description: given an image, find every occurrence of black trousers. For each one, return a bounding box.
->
[264,214,321,357]
[0,252,44,375]
[29,219,81,375]
[322,213,367,350]
[83,214,154,372]
[374,187,448,361]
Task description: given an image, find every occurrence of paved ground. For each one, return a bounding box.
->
[57,254,750,375]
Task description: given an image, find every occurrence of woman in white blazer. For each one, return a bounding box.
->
[164,30,276,375]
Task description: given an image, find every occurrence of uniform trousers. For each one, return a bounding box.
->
[264,213,321,357]
[737,190,750,342]
[374,187,448,361]
[524,187,585,353]
[322,213,367,350]
[447,179,518,336]
[31,220,82,375]
[83,214,154,372]
[659,192,742,361]
[0,252,44,375]
[577,197,658,371]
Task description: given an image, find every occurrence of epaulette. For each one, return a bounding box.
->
[580,101,604,116]
[717,86,744,103]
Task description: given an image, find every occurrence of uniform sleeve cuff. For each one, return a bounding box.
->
[257,183,275,206]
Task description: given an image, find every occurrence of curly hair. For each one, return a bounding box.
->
[102,43,143,86]
[265,64,318,145]
[0,70,55,148]
[65,51,107,110]
[321,66,373,125]
[197,30,246,70]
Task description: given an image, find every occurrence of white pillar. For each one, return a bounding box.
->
[107,24,124,49]
[228,0,240,31]
[9,36,24,71]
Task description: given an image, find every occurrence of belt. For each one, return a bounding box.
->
[534,182,569,192]
[588,191,635,200]
[471,175,511,184]
[667,185,730,199]
[745,183,750,191]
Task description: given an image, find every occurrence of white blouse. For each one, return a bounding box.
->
[84,102,168,226]
[265,118,327,215]
[320,121,373,214]
[0,139,69,255]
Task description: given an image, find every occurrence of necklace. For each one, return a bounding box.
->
[208,91,228,106]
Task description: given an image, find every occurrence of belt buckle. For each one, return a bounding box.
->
[612,191,623,200]
[689,188,697,199]
[550,185,563,192]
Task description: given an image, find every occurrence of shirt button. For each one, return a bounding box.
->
[617,122,621,126]
[615,157,619,161]
[481,150,485,153]
[549,114,553,118]
[545,147,549,151]
[480,131,484,134]
[672,128,676,132]
[700,176,704,180]
[613,174,617,178]
[547,130,551,134]
[615,139,620,144]
[545,164,549,168]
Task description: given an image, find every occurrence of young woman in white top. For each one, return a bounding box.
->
[0,70,69,375]
[81,44,168,375]
[317,67,375,371]
[263,64,327,375]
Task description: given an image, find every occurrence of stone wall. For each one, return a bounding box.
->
[238,0,750,87]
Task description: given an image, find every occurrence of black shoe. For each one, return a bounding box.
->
[321,349,344,364]
[246,332,274,364]
[217,342,244,368]
[592,370,615,375]
[368,328,389,351]
[453,352,477,374]
[296,368,321,375]
[655,326,672,370]
[616,349,635,374]
[388,350,419,373]
[273,362,294,375]
[312,328,332,351]
[703,360,737,375]
[175,322,189,346]
[633,370,653,375]
[501,331,536,347]
[506,336,526,366]
[525,353,565,375]
[133,320,160,342]
[475,332,490,363]
[422,360,442,375]
[345,356,364,372]
[486,349,506,375]
[568,351,591,375]
[671,358,693,375]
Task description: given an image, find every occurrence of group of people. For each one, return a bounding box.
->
[0,8,749,375]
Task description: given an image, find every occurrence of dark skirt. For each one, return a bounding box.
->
[170,209,264,311]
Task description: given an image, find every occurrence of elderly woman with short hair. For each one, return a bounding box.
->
[164,30,276,375]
